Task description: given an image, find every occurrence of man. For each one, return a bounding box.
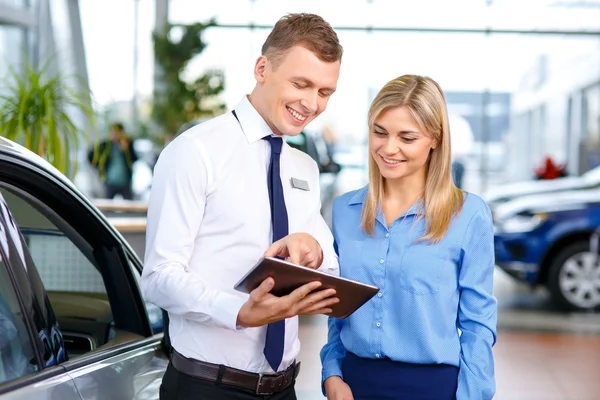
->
[451,157,465,189]
[142,13,343,400]
[87,122,138,199]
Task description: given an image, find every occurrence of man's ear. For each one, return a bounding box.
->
[254,56,269,83]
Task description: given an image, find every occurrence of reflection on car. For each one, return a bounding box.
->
[0,137,167,399]
[493,188,600,311]
[485,165,600,207]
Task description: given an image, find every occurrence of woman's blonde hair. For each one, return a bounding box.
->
[362,74,464,242]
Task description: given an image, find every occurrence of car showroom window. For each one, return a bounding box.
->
[0,222,38,385]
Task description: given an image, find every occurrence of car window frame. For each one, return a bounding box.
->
[0,156,152,336]
[2,184,107,292]
[0,196,73,367]
[0,150,143,271]
[0,155,156,345]
[0,151,167,396]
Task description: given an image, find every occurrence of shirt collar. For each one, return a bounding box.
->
[232,95,277,144]
[403,201,424,217]
[348,186,368,205]
[348,185,424,217]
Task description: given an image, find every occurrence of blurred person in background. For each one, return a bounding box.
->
[451,157,465,189]
[142,13,343,400]
[322,125,337,161]
[320,75,497,400]
[87,122,138,199]
[321,125,341,173]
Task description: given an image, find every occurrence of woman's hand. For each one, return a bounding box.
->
[324,376,354,400]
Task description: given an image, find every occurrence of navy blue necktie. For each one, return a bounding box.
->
[232,110,287,371]
[262,135,288,372]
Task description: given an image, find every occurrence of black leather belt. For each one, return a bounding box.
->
[170,350,301,396]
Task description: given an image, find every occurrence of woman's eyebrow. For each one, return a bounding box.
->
[374,123,420,135]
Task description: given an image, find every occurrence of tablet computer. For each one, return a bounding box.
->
[233,257,379,319]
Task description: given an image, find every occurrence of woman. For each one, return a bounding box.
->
[320,75,497,400]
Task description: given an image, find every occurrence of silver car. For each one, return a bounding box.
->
[0,136,167,399]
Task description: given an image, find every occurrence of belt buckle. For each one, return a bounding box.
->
[255,373,285,395]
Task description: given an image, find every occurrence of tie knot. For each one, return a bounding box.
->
[263,135,283,155]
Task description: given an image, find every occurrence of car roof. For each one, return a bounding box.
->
[0,136,79,193]
[0,136,144,267]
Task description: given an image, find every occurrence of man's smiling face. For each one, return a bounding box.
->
[257,45,340,136]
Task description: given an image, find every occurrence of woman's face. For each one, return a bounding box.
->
[369,106,437,184]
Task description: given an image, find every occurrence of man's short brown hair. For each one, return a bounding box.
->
[261,13,343,67]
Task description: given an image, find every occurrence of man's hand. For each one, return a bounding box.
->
[324,376,354,400]
[236,277,339,328]
[264,232,323,269]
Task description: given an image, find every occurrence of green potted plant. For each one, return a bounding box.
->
[152,21,226,145]
[0,60,97,179]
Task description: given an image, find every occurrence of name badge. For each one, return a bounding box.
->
[290,177,310,191]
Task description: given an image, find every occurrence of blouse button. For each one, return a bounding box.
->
[379,259,384,264]
[385,233,390,238]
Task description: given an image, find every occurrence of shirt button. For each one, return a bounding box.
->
[378,293,383,297]
[375,354,381,358]
[385,233,390,238]
[376,322,381,327]
[379,259,384,264]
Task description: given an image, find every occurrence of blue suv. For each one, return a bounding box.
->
[493,188,600,311]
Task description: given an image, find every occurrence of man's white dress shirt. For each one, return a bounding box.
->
[142,96,339,374]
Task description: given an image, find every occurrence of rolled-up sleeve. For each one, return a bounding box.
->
[456,205,498,400]
[141,136,245,331]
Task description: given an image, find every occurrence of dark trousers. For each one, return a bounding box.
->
[343,352,459,400]
[159,362,297,400]
[104,183,133,200]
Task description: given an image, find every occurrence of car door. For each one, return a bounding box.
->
[0,193,81,400]
[0,150,167,399]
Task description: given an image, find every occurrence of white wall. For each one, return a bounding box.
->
[506,39,600,181]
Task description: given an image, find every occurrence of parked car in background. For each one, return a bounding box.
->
[493,188,600,311]
[0,137,166,399]
[484,165,600,209]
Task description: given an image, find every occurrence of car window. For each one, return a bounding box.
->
[0,190,68,370]
[0,220,38,385]
[1,190,105,295]
[26,230,105,294]
[0,188,115,358]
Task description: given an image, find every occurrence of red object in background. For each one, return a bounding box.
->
[535,155,568,180]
